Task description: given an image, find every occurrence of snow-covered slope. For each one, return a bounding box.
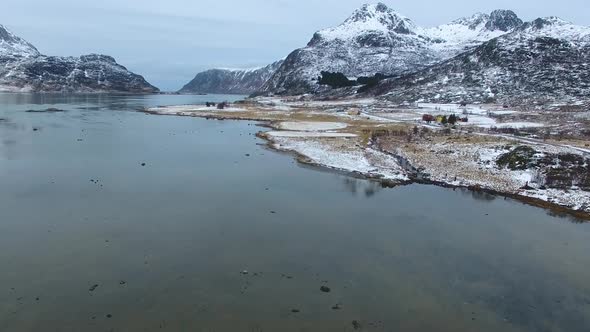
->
[0,25,158,93]
[179,60,283,94]
[258,3,522,95]
[0,25,40,58]
[371,17,590,105]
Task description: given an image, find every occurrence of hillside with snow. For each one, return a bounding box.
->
[0,25,158,93]
[369,17,590,105]
[258,3,523,95]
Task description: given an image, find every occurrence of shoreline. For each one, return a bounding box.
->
[143,101,590,222]
[257,131,590,222]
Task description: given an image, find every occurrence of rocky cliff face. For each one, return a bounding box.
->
[369,17,590,105]
[179,60,283,94]
[258,3,522,95]
[0,25,158,93]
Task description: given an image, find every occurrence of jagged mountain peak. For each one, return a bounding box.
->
[346,2,412,27]
[0,24,40,58]
[312,2,416,44]
[261,5,527,95]
[451,13,490,30]
[524,16,572,30]
[515,17,590,42]
[485,9,523,31]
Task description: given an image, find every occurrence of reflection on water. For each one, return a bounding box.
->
[342,177,384,197]
[460,188,498,202]
[1,94,590,332]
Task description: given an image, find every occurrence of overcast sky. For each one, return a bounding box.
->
[1,0,588,91]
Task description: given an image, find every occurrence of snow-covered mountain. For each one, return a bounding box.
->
[0,25,158,93]
[258,3,523,95]
[370,17,590,105]
[179,60,283,94]
[0,25,40,59]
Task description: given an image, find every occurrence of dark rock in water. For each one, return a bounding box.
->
[89,284,99,292]
[291,309,300,313]
[119,280,126,285]
[352,320,361,330]
[141,163,146,167]
[32,127,39,131]
[26,108,65,113]
[331,304,341,310]
[320,286,331,293]
[106,314,112,318]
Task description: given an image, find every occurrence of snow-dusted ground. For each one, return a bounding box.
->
[148,105,246,115]
[478,122,546,129]
[523,188,590,212]
[391,139,590,213]
[266,131,357,138]
[270,137,408,181]
[277,121,348,131]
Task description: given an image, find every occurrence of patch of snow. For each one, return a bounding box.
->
[277,121,348,131]
[478,122,545,129]
[266,131,357,138]
[271,137,408,181]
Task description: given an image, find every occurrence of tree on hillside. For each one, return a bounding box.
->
[448,114,457,125]
[318,72,355,88]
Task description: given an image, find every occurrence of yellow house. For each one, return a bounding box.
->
[435,115,444,123]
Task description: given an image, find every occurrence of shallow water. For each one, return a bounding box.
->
[1,93,590,332]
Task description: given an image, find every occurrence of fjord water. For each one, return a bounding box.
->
[1,94,589,332]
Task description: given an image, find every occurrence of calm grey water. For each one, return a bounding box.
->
[1,93,590,332]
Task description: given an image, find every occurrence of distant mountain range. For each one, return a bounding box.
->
[182,2,590,105]
[0,25,158,93]
[3,3,589,104]
[179,60,283,94]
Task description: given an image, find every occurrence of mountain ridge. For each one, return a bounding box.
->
[257,3,524,96]
[0,25,158,93]
[179,60,284,95]
[365,15,590,105]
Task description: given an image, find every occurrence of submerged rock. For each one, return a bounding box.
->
[26,108,65,113]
